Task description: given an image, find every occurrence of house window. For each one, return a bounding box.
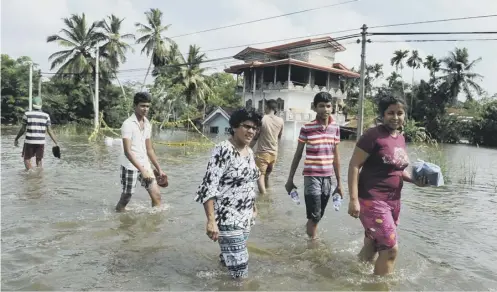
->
[225,127,230,134]
[210,126,219,134]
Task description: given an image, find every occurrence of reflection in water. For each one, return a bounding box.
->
[1,126,497,290]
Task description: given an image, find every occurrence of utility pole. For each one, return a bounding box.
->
[94,46,100,131]
[28,62,33,111]
[356,24,368,140]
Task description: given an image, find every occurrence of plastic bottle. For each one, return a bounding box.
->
[332,193,342,211]
[289,188,301,205]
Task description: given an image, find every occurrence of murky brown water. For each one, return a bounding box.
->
[2,126,497,291]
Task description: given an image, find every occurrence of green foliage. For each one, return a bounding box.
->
[403,119,428,143]
[470,100,497,147]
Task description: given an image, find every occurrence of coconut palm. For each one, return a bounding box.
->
[47,13,106,81]
[439,47,483,105]
[47,13,107,128]
[423,55,441,80]
[386,71,402,87]
[135,8,174,90]
[390,50,409,97]
[406,50,422,116]
[174,45,211,118]
[98,14,135,100]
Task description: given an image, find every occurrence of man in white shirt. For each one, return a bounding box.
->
[116,92,167,212]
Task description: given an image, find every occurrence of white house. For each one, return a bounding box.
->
[225,36,360,140]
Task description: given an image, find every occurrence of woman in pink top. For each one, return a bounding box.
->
[347,93,427,276]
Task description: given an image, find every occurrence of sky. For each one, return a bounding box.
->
[2,0,497,98]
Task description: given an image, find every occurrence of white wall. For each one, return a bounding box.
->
[307,48,336,67]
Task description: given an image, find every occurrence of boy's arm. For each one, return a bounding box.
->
[285,141,305,193]
[333,144,343,197]
[146,139,164,175]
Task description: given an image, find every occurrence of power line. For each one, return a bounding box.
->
[372,38,497,43]
[369,14,497,29]
[169,0,359,38]
[190,14,497,54]
[369,31,497,36]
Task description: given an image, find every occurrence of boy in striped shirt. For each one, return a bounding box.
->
[285,92,343,240]
[14,96,58,170]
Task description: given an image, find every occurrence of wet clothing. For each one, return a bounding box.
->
[359,199,400,251]
[218,225,251,279]
[304,176,336,223]
[254,152,277,176]
[356,125,409,250]
[22,143,44,160]
[120,165,155,195]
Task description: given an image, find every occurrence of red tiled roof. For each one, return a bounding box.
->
[224,58,360,78]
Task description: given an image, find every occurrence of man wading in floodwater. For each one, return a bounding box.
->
[115,92,167,212]
[250,99,284,194]
[14,96,58,170]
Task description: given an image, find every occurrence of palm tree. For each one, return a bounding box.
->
[390,50,409,97]
[365,63,383,96]
[47,13,106,128]
[152,42,185,78]
[439,47,483,105]
[98,15,135,99]
[386,71,402,87]
[406,50,422,116]
[135,8,174,90]
[423,55,441,80]
[174,45,211,119]
[47,14,106,81]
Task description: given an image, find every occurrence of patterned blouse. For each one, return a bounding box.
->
[195,140,260,229]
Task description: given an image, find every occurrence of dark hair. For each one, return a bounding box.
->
[377,91,407,116]
[228,108,263,135]
[134,92,152,105]
[313,92,333,107]
[266,99,278,112]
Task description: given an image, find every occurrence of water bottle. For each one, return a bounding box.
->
[289,188,301,205]
[332,193,342,211]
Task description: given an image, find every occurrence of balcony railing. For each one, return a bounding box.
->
[238,81,347,99]
[277,110,347,125]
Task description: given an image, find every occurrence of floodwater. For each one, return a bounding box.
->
[1,126,497,291]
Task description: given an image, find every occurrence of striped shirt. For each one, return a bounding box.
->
[298,116,340,177]
[22,110,51,144]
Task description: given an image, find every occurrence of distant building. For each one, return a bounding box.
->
[202,106,236,135]
[224,36,360,140]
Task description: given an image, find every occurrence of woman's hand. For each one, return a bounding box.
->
[252,204,258,219]
[414,175,429,187]
[348,199,360,218]
[206,219,219,242]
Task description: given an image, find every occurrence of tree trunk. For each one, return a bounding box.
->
[88,83,98,129]
[141,57,153,91]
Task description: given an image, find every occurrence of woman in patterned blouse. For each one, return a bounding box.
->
[195,108,262,279]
